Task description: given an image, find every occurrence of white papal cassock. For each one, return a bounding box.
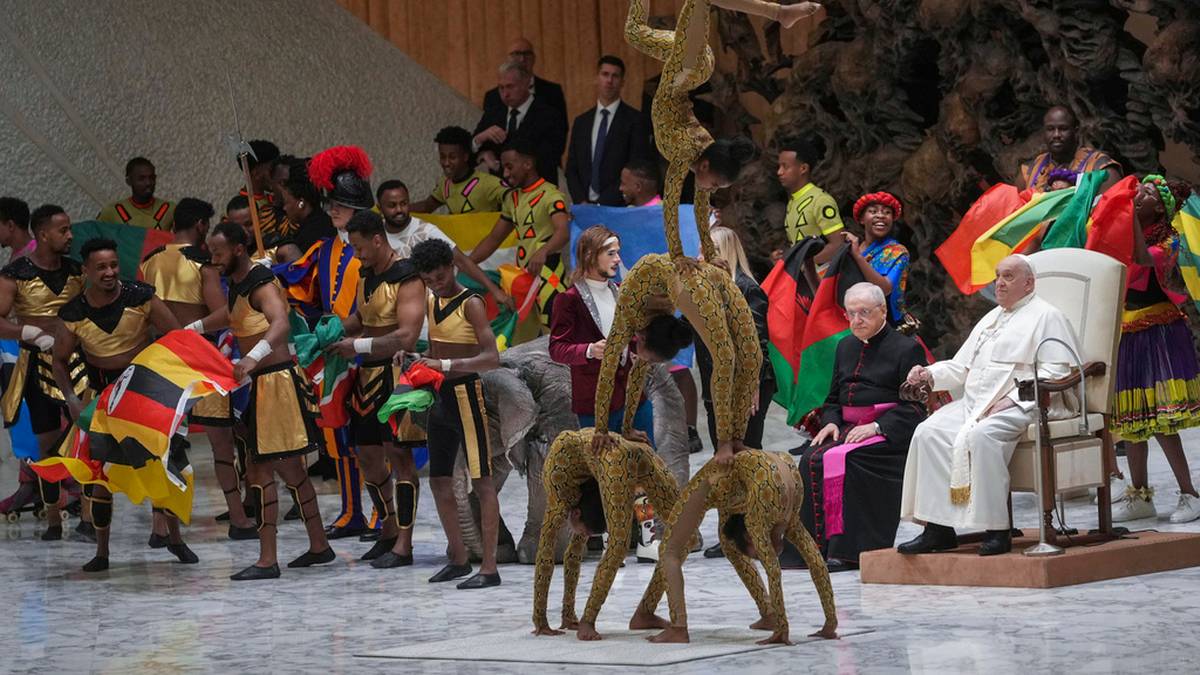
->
[900,293,1080,531]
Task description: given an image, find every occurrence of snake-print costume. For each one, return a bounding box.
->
[532,429,681,628]
[638,449,837,636]
[594,254,761,443]
[625,0,717,263]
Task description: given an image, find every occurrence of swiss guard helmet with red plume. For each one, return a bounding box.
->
[308,145,375,210]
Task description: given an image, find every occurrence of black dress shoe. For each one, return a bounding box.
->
[978,529,1012,557]
[231,563,281,581]
[359,529,381,542]
[360,536,398,561]
[703,543,725,559]
[287,547,336,568]
[429,563,473,583]
[82,555,109,572]
[371,551,414,569]
[215,510,231,522]
[897,524,958,555]
[148,533,169,549]
[228,524,259,541]
[41,525,63,541]
[825,558,859,573]
[456,572,501,589]
[168,543,199,564]
[324,523,369,539]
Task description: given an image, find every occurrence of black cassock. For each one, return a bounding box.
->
[797,323,927,562]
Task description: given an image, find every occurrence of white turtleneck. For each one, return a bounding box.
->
[585,277,615,337]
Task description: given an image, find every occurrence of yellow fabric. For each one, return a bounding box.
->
[500,179,569,271]
[10,271,83,318]
[97,197,175,230]
[37,449,196,524]
[418,212,515,252]
[429,170,509,214]
[427,289,479,344]
[356,272,401,328]
[140,244,205,304]
[784,183,844,242]
[63,303,151,359]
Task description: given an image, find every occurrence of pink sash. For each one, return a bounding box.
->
[822,403,897,538]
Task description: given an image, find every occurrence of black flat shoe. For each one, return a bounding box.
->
[82,555,109,572]
[703,543,725,559]
[168,543,199,564]
[74,521,96,542]
[359,529,381,542]
[41,525,63,541]
[324,524,368,540]
[825,558,859,573]
[370,551,414,569]
[360,536,398,561]
[231,563,280,581]
[215,510,231,522]
[228,524,259,541]
[456,572,501,589]
[978,529,1012,557]
[287,547,336,568]
[148,533,169,549]
[429,563,473,583]
[897,524,958,555]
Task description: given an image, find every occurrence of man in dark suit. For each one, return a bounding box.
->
[565,56,650,206]
[481,38,567,135]
[474,61,568,185]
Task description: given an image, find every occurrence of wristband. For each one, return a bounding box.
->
[184,319,204,333]
[440,359,452,373]
[246,339,272,362]
[20,325,43,342]
[353,337,374,355]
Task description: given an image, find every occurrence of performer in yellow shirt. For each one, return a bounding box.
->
[410,126,509,215]
[96,157,175,230]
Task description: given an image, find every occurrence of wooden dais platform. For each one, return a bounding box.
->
[861,530,1200,588]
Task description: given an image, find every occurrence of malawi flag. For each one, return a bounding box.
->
[72,220,173,281]
[376,361,445,437]
[1172,194,1200,313]
[762,239,864,425]
[33,331,238,523]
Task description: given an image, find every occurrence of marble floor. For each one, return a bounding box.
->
[1,409,1200,674]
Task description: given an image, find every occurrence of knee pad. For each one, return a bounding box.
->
[395,481,417,529]
[37,477,60,507]
[91,497,113,529]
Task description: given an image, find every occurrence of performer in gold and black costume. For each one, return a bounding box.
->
[53,238,197,572]
[532,429,680,641]
[327,210,428,568]
[140,197,257,540]
[0,204,88,541]
[640,449,838,645]
[206,221,335,580]
[624,0,818,261]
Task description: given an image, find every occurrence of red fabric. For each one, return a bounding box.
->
[935,183,1029,294]
[548,288,634,415]
[308,145,373,190]
[399,362,446,391]
[852,191,903,222]
[1085,175,1140,267]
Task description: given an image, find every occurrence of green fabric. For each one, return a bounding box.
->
[787,330,848,426]
[1042,170,1106,250]
[376,388,436,423]
[70,219,171,281]
[989,188,1077,246]
[291,313,345,367]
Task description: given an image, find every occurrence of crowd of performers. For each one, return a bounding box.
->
[3,0,1200,648]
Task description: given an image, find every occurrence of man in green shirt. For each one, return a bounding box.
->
[775,139,843,263]
[96,157,175,230]
[410,126,509,215]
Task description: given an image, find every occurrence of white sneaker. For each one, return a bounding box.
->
[1093,474,1127,505]
[1111,486,1157,523]
[1169,492,1200,524]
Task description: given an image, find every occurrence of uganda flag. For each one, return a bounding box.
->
[762,239,864,425]
[70,220,173,281]
[33,331,238,523]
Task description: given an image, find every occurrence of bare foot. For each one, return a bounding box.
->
[756,630,792,645]
[809,623,839,640]
[531,625,564,636]
[576,622,603,641]
[749,616,775,631]
[777,2,821,29]
[648,626,690,643]
[559,618,580,631]
[713,442,735,465]
[629,610,671,630]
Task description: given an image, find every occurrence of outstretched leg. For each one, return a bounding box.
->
[625,0,676,62]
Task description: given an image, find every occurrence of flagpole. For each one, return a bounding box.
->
[240,153,267,258]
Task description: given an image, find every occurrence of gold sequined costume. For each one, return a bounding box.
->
[593,254,761,444]
[625,0,717,262]
[638,449,837,637]
[532,429,681,629]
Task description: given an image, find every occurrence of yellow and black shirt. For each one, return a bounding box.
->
[140,244,210,305]
[430,170,509,214]
[784,183,843,243]
[427,288,480,345]
[357,259,418,328]
[228,264,280,338]
[0,256,84,319]
[500,178,569,271]
[58,281,155,359]
[97,197,175,230]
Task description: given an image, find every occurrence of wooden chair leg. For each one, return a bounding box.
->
[1097,429,1115,537]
